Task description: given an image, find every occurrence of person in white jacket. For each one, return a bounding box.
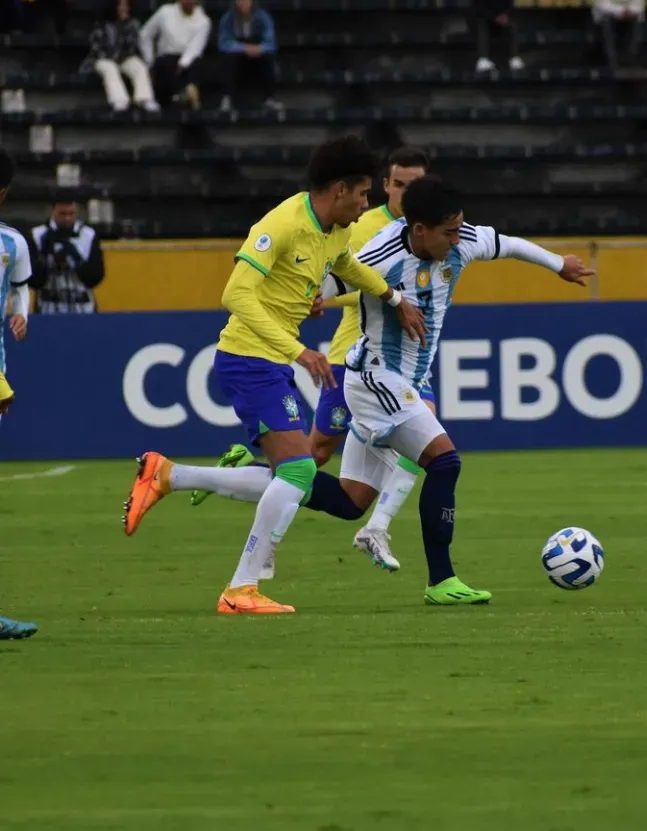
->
[139,0,212,109]
[592,0,644,71]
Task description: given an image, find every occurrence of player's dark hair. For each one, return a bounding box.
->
[387,145,429,173]
[0,149,15,190]
[51,187,77,207]
[401,175,463,228]
[307,136,379,191]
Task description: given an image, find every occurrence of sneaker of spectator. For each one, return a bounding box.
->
[475,0,524,73]
[80,0,160,113]
[218,0,283,111]
[140,0,212,109]
[592,0,645,73]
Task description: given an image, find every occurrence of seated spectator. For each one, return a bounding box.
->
[218,0,282,112]
[475,0,525,73]
[81,0,159,113]
[27,192,105,315]
[592,0,644,72]
[140,0,211,110]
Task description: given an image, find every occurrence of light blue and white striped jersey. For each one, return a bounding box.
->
[0,223,31,371]
[346,219,500,387]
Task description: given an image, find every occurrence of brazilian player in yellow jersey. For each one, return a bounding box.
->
[122,136,426,614]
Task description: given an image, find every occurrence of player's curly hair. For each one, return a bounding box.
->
[387,146,430,173]
[401,175,463,227]
[0,149,15,191]
[307,135,379,191]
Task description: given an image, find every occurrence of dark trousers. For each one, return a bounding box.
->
[152,54,203,106]
[477,17,520,61]
[598,17,642,70]
[222,53,276,103]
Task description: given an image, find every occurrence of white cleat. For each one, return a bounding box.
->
[509,56,525,71]
[353,527,401,572]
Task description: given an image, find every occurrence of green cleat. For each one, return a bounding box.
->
[424,577,492,606]
[190,443,255,506]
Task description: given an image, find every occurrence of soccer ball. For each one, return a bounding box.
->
[541,527,604,590]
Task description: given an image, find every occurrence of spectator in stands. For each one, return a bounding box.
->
[592,0,644,72]
[27,192,105,315]
[140,0,212,110]
[81,0,159,113]
[475,0,525,74]
[218,0,282,112]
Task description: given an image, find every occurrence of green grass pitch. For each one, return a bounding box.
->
[0,448,646,831]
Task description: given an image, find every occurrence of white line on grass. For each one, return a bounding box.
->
[0,464,76,482]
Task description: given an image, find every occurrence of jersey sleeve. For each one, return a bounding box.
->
[456,224,500,268]
[332,246,389,298]
[235,213,291,278]
[10,233,32,286]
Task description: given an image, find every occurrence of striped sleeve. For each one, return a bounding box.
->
[456,223,500,267]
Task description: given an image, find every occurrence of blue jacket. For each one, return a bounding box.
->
[218,7,277,54]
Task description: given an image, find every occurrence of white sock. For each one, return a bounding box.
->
[230,477,305,588]
[169,463,271,502]
[366,459,419,533]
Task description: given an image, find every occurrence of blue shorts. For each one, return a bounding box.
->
[214,351,308,446]
[314,364,351,436]
[314,365,436,437]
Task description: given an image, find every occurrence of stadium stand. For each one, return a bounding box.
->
[0,0,646,239]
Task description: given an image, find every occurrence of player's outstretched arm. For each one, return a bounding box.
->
[461,225,593,287]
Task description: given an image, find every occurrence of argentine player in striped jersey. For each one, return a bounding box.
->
[337,176,592,604]
[0,149,38,639]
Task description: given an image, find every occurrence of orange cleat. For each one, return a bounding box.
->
[217,585,295,615]
[122,451,172,536]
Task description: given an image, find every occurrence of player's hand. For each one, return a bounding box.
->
[396,297,428,346]
[309,292,324,318]
[0,394,14,415]
[296,348,337,389]
[9,315,27,341]
[495,13,509,25]
[559,255,593,287]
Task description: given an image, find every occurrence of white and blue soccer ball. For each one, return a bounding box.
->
[541,527,605,590]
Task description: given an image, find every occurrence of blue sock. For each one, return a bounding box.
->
[303,471,365,521]
[420,450,461,586]
[251,462,363,521]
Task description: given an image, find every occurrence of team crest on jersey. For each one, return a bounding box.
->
[254,234,272,252]
[1,253,9,266]
[404,391,416,403]
[416,270,430,288]
[322,259,334,280]
[330,406,348,429]
[441,265,453,284]
[282,395,300,421]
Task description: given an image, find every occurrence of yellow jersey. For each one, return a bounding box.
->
[0,369,14,403]
[327,204,397,365]
[218,192,389,364]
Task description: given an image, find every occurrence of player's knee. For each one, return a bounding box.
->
[275,456,318,492]
[424,449,462,481]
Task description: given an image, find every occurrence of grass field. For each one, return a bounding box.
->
[1,448,646,831]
